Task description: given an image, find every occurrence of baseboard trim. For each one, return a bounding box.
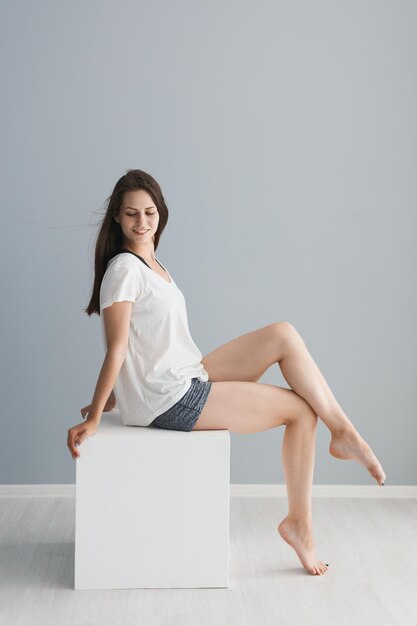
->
[230,484,417,498]
[0,484,416,498]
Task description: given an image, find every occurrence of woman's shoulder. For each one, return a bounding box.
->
[106,251,143,272]
[100,252,145,311]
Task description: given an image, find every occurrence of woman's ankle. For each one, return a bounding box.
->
[284,514,313,528]
[331,419,356,438]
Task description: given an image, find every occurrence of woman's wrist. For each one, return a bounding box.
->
[86,411,101,425]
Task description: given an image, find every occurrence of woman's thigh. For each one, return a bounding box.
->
[191,380,316,433]
[201,322,295,383]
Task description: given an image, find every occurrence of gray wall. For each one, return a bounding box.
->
[1,0,415,485]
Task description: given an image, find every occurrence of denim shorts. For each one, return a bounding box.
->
[150,377,212,432]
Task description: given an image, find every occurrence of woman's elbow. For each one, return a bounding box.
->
[106,345,128,362]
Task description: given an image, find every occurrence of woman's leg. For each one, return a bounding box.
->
[279,411,329,575]
[273,323,354,433]
[193,381,329,575]
[201,322,386,485]
[275,323,386,486]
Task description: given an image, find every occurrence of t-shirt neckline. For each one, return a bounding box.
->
[118,248,173,285]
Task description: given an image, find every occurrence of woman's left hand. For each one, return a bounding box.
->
[80,399,115,420]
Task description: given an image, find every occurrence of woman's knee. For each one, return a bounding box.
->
[272,321,305,351]
[291,400,318,428]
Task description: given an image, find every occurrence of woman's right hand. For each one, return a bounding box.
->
[67,420,98,459]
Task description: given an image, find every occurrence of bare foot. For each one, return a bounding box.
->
[277,517,329,576]
[329,426,386,486]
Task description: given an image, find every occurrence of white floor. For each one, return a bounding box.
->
[1,492,417,626]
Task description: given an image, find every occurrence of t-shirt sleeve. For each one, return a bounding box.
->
[100,260,143,312]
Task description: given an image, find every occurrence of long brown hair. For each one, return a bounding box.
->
[85,169,169,316]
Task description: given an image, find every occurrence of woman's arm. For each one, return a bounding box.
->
[68,350,125,459]
[67,301,134,459]
[85,348,126,425]
[80,389,116,420]
[85,300,134,425]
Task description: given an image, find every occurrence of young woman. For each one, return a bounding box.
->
[67,169,386,577]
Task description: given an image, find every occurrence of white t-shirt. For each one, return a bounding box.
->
[99,250,209,426]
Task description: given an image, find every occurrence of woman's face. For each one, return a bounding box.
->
[115,189,160,251]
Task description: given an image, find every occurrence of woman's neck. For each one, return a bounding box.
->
[122,244,156,263]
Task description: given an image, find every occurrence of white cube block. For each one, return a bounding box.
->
[74,411,230,590]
